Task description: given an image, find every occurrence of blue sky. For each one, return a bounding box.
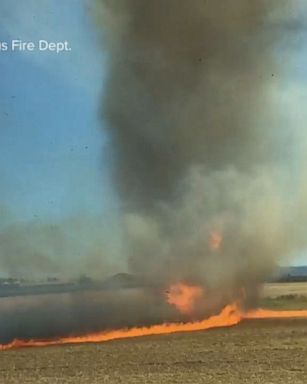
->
[0,0,115,223]
[0,1,307,268]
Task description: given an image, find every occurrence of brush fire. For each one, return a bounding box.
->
[166,283,204,315]
[1,282,307,351]
[1,5,307,384]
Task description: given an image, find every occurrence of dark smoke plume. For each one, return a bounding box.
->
[95,0,307,307]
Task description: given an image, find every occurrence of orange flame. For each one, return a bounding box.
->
[166,283,203,315]
[245,308,307,319]
[209,231,222,251]
[1,306,307,351]
[0,304,240,351]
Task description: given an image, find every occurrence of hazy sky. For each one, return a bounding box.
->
[0,1,307,265]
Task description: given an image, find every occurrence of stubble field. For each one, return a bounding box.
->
[1,283,307,384]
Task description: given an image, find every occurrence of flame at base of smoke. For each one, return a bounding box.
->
[2,305,307,351]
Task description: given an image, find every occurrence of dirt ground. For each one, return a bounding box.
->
[1,283,307,384]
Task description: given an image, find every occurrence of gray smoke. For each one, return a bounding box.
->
[95,0,307,308]
[0,214,120,280]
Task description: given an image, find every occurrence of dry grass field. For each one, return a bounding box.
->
[260,282,307,310]
[1,282,307,384]
[262,282,307,298]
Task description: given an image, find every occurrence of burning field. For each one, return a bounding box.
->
[1,282,307,352]
[1,300,307,384]
[1,283,307,384]
[1,0,307,382]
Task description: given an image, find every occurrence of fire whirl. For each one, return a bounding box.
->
[2,305,307,351]
[166,283,204,315]
[209,231,223,252]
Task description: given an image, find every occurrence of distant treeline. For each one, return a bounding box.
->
[273,275,307,283]
[0,273,146,298]
[270,266,307,283]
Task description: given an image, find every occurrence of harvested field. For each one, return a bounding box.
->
[260,282,307,310]
[262,282,307,298]
[1,283,307,383]
[1,318,307,384]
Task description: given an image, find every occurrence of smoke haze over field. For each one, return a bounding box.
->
[95,0,307,307]
[0,214,121,280]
